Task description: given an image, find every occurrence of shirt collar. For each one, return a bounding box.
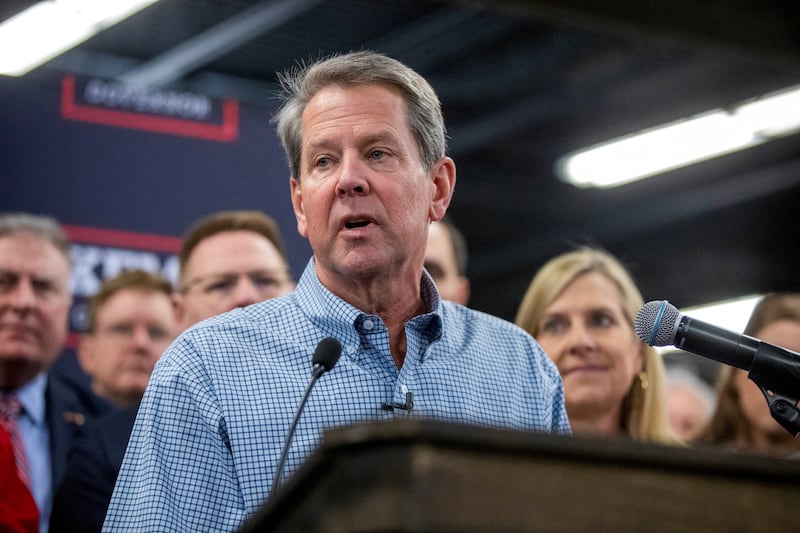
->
[419,266,442,313]
[295,258,443,341]
[12,372,47,426]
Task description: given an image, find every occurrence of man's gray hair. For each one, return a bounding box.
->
[0,212,71,263]
[272,50,447,179]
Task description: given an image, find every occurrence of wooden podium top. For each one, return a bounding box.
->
[241,419,800,532]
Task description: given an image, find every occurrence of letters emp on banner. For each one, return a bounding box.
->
[63,224,180,346]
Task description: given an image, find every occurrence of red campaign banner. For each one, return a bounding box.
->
[60,74,239,142]
[63,224,182,253]
[62,224,181,348]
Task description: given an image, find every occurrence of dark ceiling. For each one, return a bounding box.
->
[6,0,800,321]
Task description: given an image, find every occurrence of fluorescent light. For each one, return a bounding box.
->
[682,294,762,332]
[558,85,800,188]
[0,0,159,77]
[654,294,762,355]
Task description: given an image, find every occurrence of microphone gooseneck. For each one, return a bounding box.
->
[271,337,342,497]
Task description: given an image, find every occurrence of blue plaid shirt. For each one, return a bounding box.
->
[103,259,569,532]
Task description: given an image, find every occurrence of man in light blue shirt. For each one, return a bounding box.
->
[104,51,569,532]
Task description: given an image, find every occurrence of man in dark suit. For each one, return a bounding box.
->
[49,269,177,532]
[0,213,101,533]
[49,403,137,532]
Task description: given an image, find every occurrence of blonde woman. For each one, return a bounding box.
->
[516,247,679,444]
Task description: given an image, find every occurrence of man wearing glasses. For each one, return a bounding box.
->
[49,210,294,532]
[175,210,295,330]
[75,270,176,411]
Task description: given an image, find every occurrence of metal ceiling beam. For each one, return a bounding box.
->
[366,8,513,71]
[119,0,323,88]
[460,0,800,65]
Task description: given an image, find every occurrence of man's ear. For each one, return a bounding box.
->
[456,276,471,306]
[171,293,187,333]
[174,292,200,333]
[290,177,308,238]
[428,157,456,222]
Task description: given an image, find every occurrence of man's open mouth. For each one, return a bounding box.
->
[345,219,371,229]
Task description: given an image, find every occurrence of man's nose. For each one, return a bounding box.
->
[336,154,370,196]
[131,325,153,347]
[230,277,262,309]
[9,278,37,310]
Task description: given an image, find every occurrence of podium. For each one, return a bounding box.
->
[240,419,800,532]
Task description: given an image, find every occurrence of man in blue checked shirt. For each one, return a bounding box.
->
[103,50,570,532]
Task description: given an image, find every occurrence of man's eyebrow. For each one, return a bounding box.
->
[307,130,399,149]
[359,131,398,145]
[304,137,337,151]
[0,270,58,284]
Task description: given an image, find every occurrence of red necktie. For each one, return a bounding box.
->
[0,393,32,488]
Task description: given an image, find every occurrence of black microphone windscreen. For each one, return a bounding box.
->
[312,337,342,371]
[634,300,680,346]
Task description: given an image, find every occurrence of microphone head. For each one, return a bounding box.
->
[634,300,680,347]
[312,337,342,372]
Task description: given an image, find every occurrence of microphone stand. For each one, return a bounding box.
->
[270,363,326,498]
[756,388,800,437]
[747,350,800,437]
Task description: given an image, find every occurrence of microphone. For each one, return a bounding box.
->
[634,300,800,398]
[634,300,800,435]
[270,337,342,497]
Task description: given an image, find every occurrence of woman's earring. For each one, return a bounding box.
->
[638,371,649,390]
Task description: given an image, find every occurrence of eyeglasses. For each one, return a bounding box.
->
[94,322,172,342]
[180,270,290,299]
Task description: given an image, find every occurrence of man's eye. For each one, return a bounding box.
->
[252,276,278,288]
[110,324,134,336]
[368,150,385,160]
[206,280,235,293]
[32,279,57,295]
[148,327,171,341]
[316,157,330,168]
[0,275,15,292]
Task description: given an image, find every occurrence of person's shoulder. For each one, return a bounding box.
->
[159,293,302,370]
[79,405,138,458]
[46,372,109,418]
[89,404,138,431]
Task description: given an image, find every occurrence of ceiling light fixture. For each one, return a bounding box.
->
[0,0,159,77]
[558,85,800,188]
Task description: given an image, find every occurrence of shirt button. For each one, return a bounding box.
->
[347,344,356,355]
[363,319,374,331]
